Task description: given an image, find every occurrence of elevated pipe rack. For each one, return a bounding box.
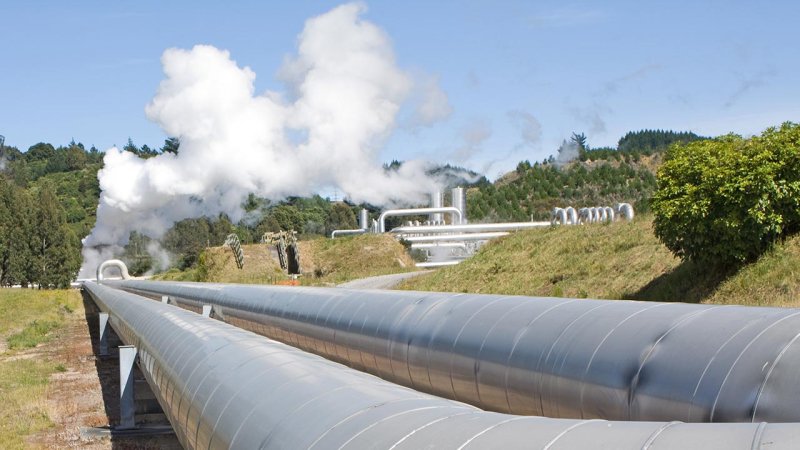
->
[88,280,800,448]
[108,279,800,424]
[378,207,462,233]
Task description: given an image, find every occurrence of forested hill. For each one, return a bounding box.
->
[0,129,703,282]
[467,129,707,222]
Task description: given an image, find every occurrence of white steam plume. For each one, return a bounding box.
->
[80,3,446,276]
[555,139,580,167]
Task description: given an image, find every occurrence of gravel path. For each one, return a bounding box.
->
[337,270,432,289]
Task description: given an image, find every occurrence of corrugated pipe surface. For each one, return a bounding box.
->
[86,281,800,449]
[106,280,800,424]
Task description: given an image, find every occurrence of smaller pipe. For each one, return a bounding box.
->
[410,243,468,250]
[391,221,550,234]
[415,260,462,268]
[551,207,567,225]
[430,191,443,223]
[330,229,366,238]
[578,207,590,224]
[565,206,577,224]
[97,259,130,281]
[400,231,508,243]
[616,202,635,221]
[378,207,462,233]
[597,206,608,222]
[604,206,615,222]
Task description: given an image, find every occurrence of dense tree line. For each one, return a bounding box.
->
[466,129,701,222]
[0,179,81,287]
[617,129,705,154]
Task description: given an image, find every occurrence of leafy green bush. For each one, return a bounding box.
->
[652,122,800,267]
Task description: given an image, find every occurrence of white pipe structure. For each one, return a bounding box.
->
[391,221,551,234]
[331,208,370,238]
[551,207,568,225]
[410,242,468,250]
[597,206,608,222]
[400,231,509,243]
[378,207,462,233]
[616,202,635,221]
[451,187,467,224]
[604,206,615,222]
[330,229,366,238]
[578,207,590,224]
[415,260,463,268]
[96,259,130,281]
[565,206,577,224]
[430,191,443,223]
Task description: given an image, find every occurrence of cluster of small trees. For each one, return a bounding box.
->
[0,180,81,287]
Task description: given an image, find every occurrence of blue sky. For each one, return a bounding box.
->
[1,0,798,178]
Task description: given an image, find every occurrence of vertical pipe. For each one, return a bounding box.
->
[451,187,467,224]
[359,208,369,230]
[430,191,443,223]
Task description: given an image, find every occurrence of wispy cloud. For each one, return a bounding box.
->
[528,7,608,28]
[723,68,777,109]
[507,110,542,149]
[602,64,662,94]
[449,119,492,162]
[569,103,609,134]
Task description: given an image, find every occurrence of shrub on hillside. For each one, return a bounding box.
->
[651,122,800,267]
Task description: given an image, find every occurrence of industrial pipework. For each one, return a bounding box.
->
[96,259,131,281]
[330,208,370,238]
[108,279,800,424]
[390,221,551,234]
[378,207,462,233]
[84,281,800,449]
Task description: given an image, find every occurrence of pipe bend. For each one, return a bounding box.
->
[97,259,130,282]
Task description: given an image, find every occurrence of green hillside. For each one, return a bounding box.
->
[399,216,800,308]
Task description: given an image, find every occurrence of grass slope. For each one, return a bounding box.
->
[299,234,415,285]
[399,216,800,308]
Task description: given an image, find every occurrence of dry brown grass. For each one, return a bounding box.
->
[158,234,417,286]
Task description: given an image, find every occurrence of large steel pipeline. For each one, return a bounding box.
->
[85,281,800,449]
[106,279,800,424]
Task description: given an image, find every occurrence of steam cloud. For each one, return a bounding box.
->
[554,139,579,167]
[80,3,449,277]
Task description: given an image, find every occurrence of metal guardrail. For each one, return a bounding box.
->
[106,279,800,424]
[85,281,800,449]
